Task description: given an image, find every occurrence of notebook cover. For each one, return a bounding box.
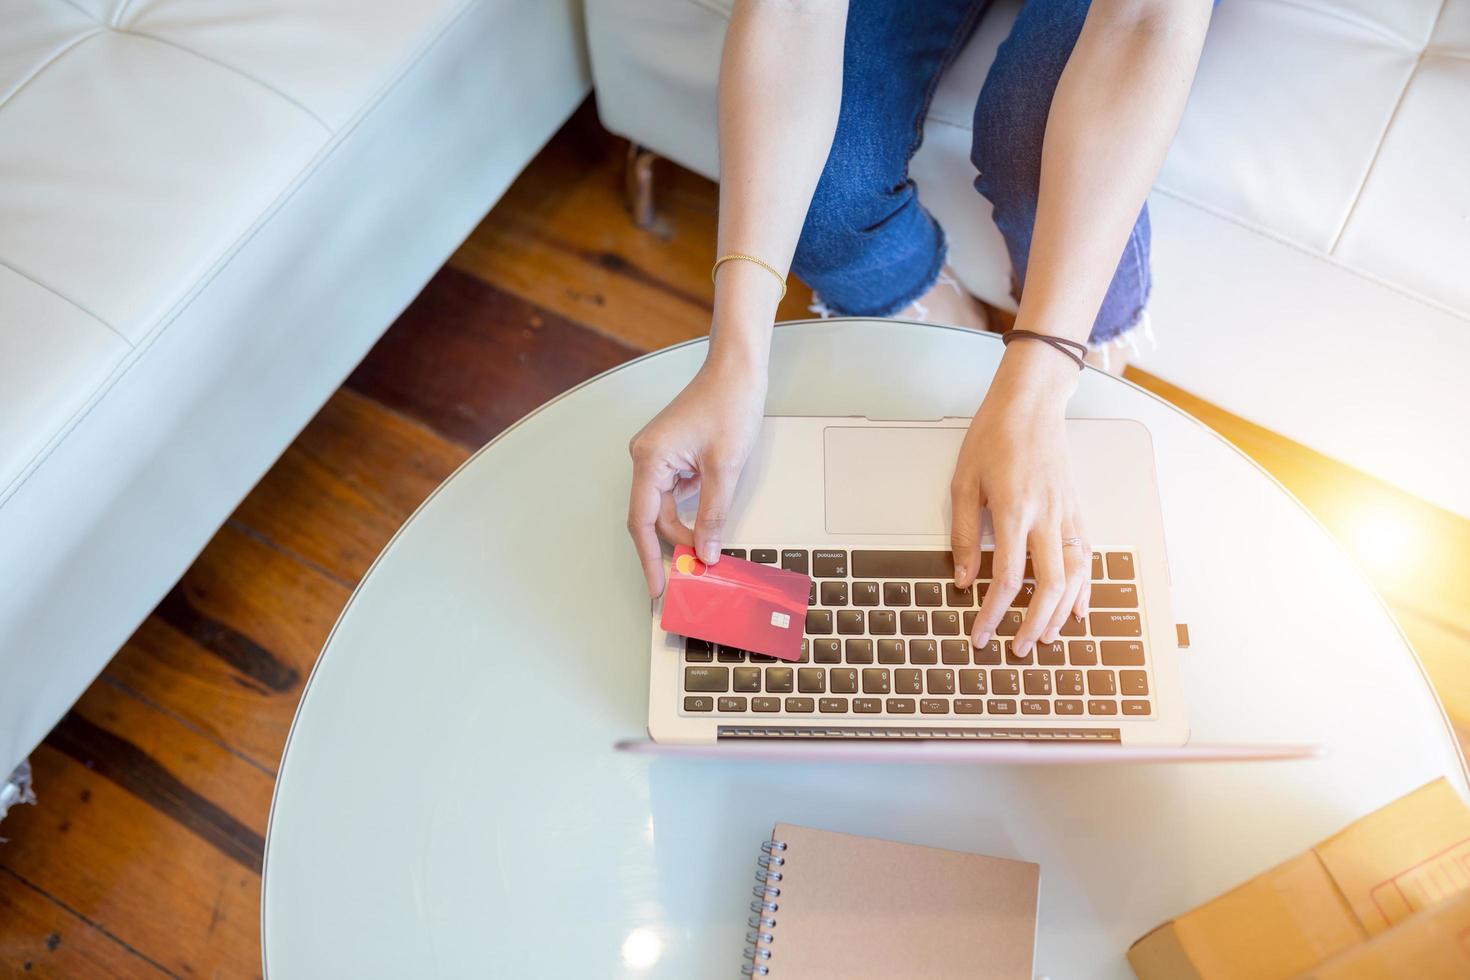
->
[753,823,1039,979]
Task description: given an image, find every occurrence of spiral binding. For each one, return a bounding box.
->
[741,839,788,976]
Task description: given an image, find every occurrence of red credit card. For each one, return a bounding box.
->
[660,546,811,662]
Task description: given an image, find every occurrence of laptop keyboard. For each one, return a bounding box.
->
[680,547,1153,721]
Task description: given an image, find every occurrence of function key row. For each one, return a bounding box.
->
[738,549,1138,581]
[682,695,1151,716]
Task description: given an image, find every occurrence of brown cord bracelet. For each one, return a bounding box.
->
[1000,329,1088,370]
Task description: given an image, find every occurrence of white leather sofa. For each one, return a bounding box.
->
[587,0,1470,518]
[0,0,590,784]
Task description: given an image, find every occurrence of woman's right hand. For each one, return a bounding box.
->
[627,357,767,597]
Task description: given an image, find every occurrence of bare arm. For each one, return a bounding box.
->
[628,0,847,594]
[959,0,1212,653]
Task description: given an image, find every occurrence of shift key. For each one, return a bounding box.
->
[1090,611,1141,637]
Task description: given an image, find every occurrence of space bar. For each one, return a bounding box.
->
[851,550,956,578]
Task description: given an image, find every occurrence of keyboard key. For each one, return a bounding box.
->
[931,611,961,636]
[845,639,875,664]
[997,610,1024,636]
[908,639,938,664]
[883,582,911,606]
[915,582,943,606]
[750,549,777,564]
[1055,669,1084,696]
[751,654,777,664]
[1068,640,1098,665]
[1087,670,1116,696]
[1091,583,1138,608]
[1087,699,1118,715]
[837,610,865,634]
[886,698,916,714]
[785,697,815,713]
[974,640,1003,665]
[862,668,891,694]
[1106,552,1135,579]
[852,582,880,606]
[1091,551,1104,580]
[1120,670,1149,696]
[987,699,1018,715]
[830,669,858,694]
[797,639,810,664]
[1101,640,1145,665]
[900,611,928,635]
[781,550,809,574]
[990,669,1019,695]
[1037,640,1065,666]
[812,550,848,577]
[1122,699,1151,716]
[920,698,949,714]
[959,669,987,695]
[955,698,984,714]
[718,646,746,663]
[1060,616,1086,637]
[797,668,826,693]
[1021,699,1050,715]
[813,639,842,664]
[853,698,882,713]
[819,697,849,713]
[878,639,907,664]
[868,610,897,635]
[1013,582,1036,607]
[1055,699,1084,715]
[752,697,780,712]
[685,667,728,692]
[766,667,794,693]
[963,610,978,636]
[1005,641,1033,665]
[685,638,714,662]
[1023,669,1052,695]
[733,667,761,692]
[721,548,747,559]
[941,639,970,664]
[1090,612,1142,637]
[718,696,746,711]
[852,550,954,578]
[926,669,956,695]
[805,609,833,634]
[895,669,922,694]
[809,582,817,606]
[684,696,713,711]
[820,581,848,606]
[978,552,995,578]
[946,583,975,607]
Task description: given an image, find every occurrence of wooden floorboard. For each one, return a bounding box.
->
[2,95,1466,975]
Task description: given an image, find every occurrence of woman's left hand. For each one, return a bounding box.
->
[951,342,1092,656]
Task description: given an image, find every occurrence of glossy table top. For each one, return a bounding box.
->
[263,319,1466,978]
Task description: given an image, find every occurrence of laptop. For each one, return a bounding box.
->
[630,416,1317,763]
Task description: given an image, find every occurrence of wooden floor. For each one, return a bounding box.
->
[1,101,1466,977]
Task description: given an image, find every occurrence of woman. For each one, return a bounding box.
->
[628,0,1211,657]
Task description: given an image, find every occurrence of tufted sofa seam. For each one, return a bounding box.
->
[0,28,105,113]
[49,0,99,24]
[0,256,127,343]
[1327,0,1448,254]
[121,28,333,133]
[1256,0,1430,48]
[1154,185,1467,321]
[0,0,487,508]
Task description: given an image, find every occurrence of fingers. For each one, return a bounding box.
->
[693,461,738,564]
[1014,524,1064,655]
[1073,551,1093,622]
[973,511,1025,647]
[656,492,693,549]
[627,459,669,597]
[950,471,982,588]
[1042,519,1089,644]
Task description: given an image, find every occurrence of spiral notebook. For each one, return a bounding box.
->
[744,824,1040,978]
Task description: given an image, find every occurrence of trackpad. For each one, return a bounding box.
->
[824,426,966,536]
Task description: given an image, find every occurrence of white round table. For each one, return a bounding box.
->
[263,319,1466,978]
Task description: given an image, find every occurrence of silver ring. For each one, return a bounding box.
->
[1061,537,1084,548]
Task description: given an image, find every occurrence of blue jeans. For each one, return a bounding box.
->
[791,0,1150,344]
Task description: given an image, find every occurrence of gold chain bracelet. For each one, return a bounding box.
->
[711,253,787,300]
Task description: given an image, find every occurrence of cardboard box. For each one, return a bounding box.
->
[1128,779,1470,979]
[1301,890,1470,979]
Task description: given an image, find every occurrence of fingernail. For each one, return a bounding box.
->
[1017,640,1034,656]
[701,543,720,563]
